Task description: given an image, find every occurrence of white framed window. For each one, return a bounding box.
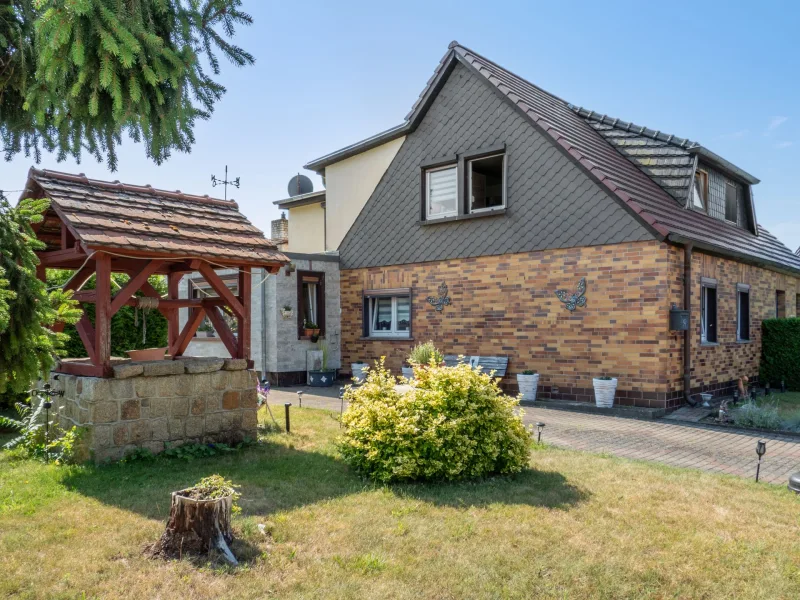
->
[425,165,457,220]
[737,284,750,341]
[692,170,708,211]
[724,182,738,223]
[367,294,411,338]
[468,153,505,213]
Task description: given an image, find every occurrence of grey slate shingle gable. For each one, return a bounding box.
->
[337,62,652,270]
[316,42,800,275]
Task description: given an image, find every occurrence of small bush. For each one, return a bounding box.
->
[339,359,530,483]
[407,341,443,366]
[760,318,800,391]
[731,400,784,430]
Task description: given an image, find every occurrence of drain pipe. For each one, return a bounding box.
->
[683,242,695,406]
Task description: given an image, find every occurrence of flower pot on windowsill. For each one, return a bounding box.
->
[593,377,618,408]
[308,369,337,387]
[351,363,369,384]
[517,372,539,402]
[303,328,321,338]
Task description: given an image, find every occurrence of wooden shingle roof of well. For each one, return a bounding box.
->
[23,168,288,267]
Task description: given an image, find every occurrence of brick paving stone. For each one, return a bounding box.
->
[269,387,800,486]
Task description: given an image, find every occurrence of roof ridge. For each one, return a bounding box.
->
[569,106,700,150]
[29,167,237,208]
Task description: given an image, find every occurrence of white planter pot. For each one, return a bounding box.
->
[593,378,618,408]
[516,373,539,402]
[280,308,293,320]
[401,367,415,381]
[351,363,369,384]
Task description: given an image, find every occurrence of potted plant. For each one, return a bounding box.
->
[195,321,215,338]
[351,361,369,384]
[406,342,444,379]
[309,340,337,387]
[280,304,293,320]
[593,376,618,408]
[516,369,539,402]
[302,320,321,339]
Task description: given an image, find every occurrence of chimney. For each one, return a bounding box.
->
[271,212,288,242]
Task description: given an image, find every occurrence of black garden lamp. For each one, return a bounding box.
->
[284,403,291,433]
[781,379,786,394]
[297,390,303,408]
[536,422,545,444]
[765,382,771,396]
[755,440,767,482]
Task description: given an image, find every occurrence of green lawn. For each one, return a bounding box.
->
[772,391,800,420]
[1,407,799,599]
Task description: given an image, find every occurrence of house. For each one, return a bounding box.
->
[298,41,800,408]
[181,186,341,385]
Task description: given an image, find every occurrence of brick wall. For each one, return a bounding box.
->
[341,240,680,408]
[666,247,800,398]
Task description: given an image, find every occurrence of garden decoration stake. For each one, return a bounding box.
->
[755,440,767,482]
[555,277,587,312]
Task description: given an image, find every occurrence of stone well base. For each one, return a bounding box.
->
[50,358,259,463]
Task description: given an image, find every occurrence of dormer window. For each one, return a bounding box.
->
[724,182,738,223]
[692,169,708,211]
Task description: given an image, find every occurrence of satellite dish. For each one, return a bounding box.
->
[287,174,313,197]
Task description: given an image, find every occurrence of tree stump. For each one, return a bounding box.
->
[149,489,238,565]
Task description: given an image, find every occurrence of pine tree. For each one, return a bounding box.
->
[0,192,81,395]
[1,0,254,170]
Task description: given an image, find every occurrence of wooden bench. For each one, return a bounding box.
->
[443,355,509,378]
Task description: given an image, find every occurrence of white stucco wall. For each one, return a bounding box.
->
[323,136,405,251]
[287,202,325,254]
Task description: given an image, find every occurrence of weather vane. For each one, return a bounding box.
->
[211,165,240,201]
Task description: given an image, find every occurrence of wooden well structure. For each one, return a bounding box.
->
[23,168,288,377]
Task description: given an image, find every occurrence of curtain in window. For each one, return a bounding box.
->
[305,282,318,324]
[374,297,392,331]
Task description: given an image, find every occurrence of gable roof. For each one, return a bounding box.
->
[306,42,800,275]
[23,168,288,266]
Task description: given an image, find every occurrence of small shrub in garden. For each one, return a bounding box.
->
[731,400,783,430]
[338,358,530,483]
[407,341,443,366]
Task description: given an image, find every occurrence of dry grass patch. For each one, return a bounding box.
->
[0,407,799,599]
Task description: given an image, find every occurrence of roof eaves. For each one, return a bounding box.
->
[669,233,800,277]
[694,147,760,184]
[273,190,326,208]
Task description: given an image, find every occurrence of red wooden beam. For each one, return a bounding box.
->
[94,253,112,370]
[55,362,110,378]
[75,315,97,364]
[205,306,239,358]
[63,261,96,292]
[36,245,86,267]
[167,272,181,348]
[110,259,165,316]
[237,266,251,361]
[170,307,206,357]
[198,262,244,318]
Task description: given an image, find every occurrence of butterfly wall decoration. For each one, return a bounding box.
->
[554,277,587,312]
[427,282,451,312]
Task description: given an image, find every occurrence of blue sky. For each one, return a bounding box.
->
[2,0,798,251]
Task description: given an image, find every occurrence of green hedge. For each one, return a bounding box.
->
[760,318,800,391]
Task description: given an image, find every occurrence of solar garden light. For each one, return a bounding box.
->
[535,422,545,444]
[284,403,291,434]
[339,387,346,427]
[297,390,303,408]
[551,385,559,399]
[781,379,786,394]
[755,440,767,482]
[789,472,800,494]
[765,382,771,396]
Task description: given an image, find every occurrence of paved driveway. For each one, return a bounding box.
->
[268,386,800,485]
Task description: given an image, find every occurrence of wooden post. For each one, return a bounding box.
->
[237,266,251,361]
[94,253,112,373]
[167,272,181,350]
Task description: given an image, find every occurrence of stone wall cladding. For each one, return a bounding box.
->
[341,240,676,408]
[51,358,258,463]
[666,247,800,398]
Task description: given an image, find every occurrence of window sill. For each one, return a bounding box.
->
[736,339,752,344]
[299,335,326,341]
[420,209,505,226]
[359,336,414,342]
[700,342,719,347]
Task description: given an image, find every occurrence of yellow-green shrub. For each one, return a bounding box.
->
[338,359,530,483]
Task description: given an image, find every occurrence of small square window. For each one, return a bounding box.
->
[364,293,411,338]
[701,284,717,343]
[425,165,457,220]
[468,154,505,213]
[692,170,708,211]
[737,287,750,341]
[776,290,786,318]
[725,182,738,223]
